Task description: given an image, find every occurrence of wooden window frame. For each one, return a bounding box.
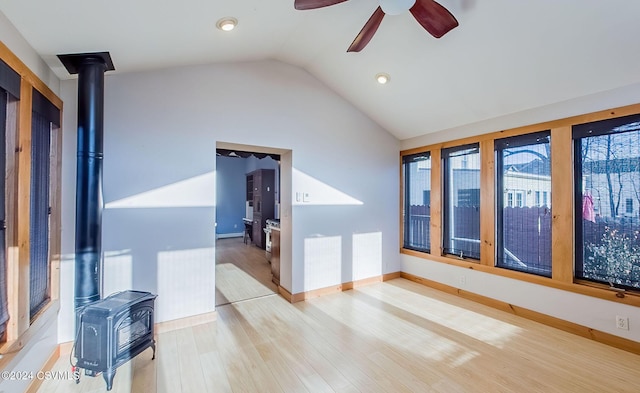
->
[0,42,62,366]
[400,103,640,308]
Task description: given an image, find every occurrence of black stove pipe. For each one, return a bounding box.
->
[74,57,106,310]
[58,52,115,311]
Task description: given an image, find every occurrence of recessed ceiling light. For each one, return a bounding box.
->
[375,73,390,84]
[216,17,238,32]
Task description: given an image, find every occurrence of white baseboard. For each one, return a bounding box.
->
[216,232,244,239]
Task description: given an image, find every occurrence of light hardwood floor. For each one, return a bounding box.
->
[215,237,277,306]
[38,278,640,393]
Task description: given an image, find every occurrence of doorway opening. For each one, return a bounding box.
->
[215,142,291,306]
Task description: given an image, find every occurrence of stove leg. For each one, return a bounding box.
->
[72,366,80,384]
[103,369,116,391]
[151,340,157,360]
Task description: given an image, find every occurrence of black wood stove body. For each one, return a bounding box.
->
[74,290,157,390]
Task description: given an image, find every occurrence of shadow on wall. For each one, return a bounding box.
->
[102,171,216,322]
[59,207,215,341]
[61,167,386,336]
[99,209,216,324]
[292,168,363,206]
[105,172,216,208]
[302,231,383,291]
[292,168,384,292]
[59,173,216,342]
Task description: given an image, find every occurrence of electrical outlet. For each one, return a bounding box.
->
[459,275,466,286]
[616,315,629,330]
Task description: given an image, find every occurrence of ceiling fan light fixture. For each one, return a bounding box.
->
[375,73,390,84]
[379,0,416,15]
[216,17,238,31]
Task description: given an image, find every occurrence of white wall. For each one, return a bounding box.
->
[0,314,58,393]
[58,60,400,341]
[0,12,60,95]
[401,81,640,149]
[401,84,640,343]
[0,12,61,392]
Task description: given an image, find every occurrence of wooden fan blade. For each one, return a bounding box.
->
[347,7,385,52]
[294,0,349,10]
[410,0,458,38]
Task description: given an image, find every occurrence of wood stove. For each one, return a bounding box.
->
[74,290,157,390]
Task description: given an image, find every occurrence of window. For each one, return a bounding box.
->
[403,152,431,252]
[0,90,9,339]
[0,51,62,353]
[29,90,57,318]
[574,114,640,290]
[495,131,551,277]
[401,104,640,310]
[515,192,523,207]
[443,144,480,259]
[0,58,20,341]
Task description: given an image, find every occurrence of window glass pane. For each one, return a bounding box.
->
[403,153,431,252]
[496,132,551,277]
[29,110,52,318]
[574,116,640,290]
[443,144,480,259]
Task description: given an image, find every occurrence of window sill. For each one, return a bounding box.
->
[0,300,60,371]
[401,248,640,307]
[574,279,640,299]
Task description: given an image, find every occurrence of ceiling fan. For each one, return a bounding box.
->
[294,0,458,52]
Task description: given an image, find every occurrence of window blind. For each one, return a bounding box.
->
[0,59,20,99]
[495,131,552,277]
[29,108,52,318]
[403,152,431,252]
[0,90,9,334]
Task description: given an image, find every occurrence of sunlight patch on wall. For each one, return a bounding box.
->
[293,168,363,206]
[103,249,133,295]
[304,235,342,290]
[105,172,216,209]
[157,247,215,322]
[352,232,383,281]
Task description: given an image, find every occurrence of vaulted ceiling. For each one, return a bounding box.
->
[1,0,640,140]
